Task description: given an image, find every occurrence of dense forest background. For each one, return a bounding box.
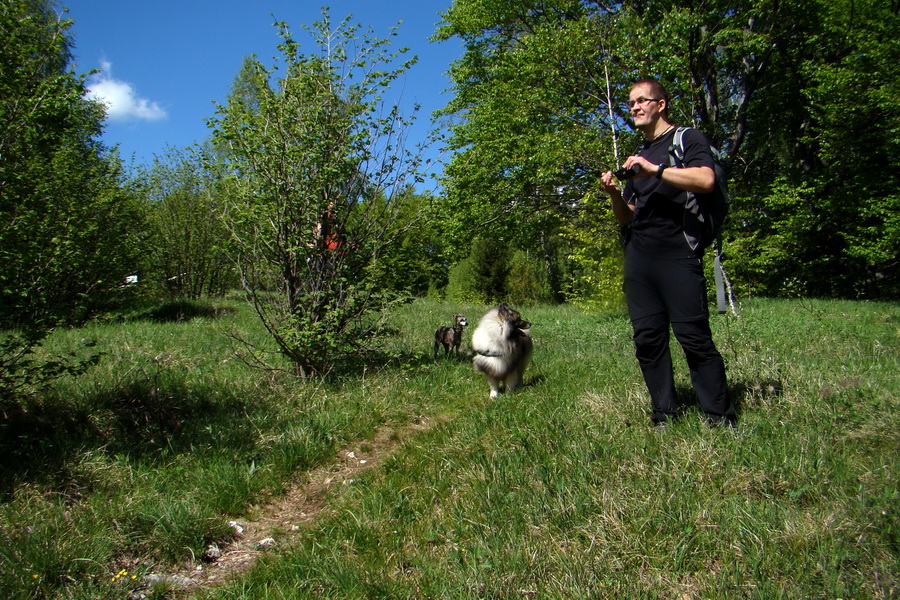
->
[2,0,898,377]
[433,0,899,306]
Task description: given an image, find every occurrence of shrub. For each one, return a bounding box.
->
[505,250,555,305]
[445,238,510,303]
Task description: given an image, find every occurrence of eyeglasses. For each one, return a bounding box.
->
[626,97,662,109]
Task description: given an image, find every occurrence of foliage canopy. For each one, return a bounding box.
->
[0,0,146,328]
[434,0,900,301]
[210,13,431,377]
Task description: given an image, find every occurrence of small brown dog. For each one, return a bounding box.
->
[471,303,532,399]
[434,314,468,358]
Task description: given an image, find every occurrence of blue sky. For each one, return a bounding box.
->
[66,1,462,187]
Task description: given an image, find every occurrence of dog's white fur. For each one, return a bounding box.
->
[471,303,532,399]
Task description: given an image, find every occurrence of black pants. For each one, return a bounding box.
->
[624,250,736,424]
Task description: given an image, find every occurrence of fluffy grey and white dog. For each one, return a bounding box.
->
[471,303,532,399]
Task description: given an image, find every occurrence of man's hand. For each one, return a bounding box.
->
[600,171,621,196]
[622,155,658,179]
[601,170,634,226]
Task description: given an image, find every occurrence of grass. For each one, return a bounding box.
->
[1,297,897,599]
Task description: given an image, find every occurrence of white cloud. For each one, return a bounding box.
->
[85,61,167,122]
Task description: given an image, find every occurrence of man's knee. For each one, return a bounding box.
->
[671,319,721,363]
[632,313,670,363]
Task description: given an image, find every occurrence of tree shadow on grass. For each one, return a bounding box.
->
[138,300,233,323]
[323,347,435,380]
[0,379,257,498]
[98,379,258,459]
[673,380,753,422]
[0,399,102,497]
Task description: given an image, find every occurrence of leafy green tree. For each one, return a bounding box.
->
[365,186,448,297]
[446,237,511,303]
[445,237,557,304]
[738,0,899,298]
[141,145,235,300]
[1,0,147,407]
[558,192,626,312]
[505,249,555,305]
[210,13,428,377]
[0,0,147,328]
[433,0,603,299]
[434,0,899,301]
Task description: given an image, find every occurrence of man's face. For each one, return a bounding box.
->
[629,84,664,128]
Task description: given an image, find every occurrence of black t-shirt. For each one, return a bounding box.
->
[623,127,714,258]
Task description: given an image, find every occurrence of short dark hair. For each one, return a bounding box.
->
[631,78,670,116]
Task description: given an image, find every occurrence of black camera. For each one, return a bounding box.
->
[613,164,641,180]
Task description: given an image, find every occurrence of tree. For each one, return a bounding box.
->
[445,237,557,304]
[433,0,600,300]
[0,0,147,328]
[1,0,145,406]
[730,0,900,298]
[558,191,626,311]
[434,0,900,301]
[141,145,235,300]
[446,237,512,303]
[364,185,449,297]
[210,13,429,377]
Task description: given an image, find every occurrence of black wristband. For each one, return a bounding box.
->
[655,164,667,179]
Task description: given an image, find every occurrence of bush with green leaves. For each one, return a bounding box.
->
[0,0,148,328]
[209,13,429,377]
[141,145,236,300]
[445,239,557,305]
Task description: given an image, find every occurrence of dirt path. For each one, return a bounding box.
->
[157,416,441,598]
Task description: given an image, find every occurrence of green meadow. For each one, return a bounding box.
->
[1,298,897,599]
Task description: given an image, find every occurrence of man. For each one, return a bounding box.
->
[600,78,737,428]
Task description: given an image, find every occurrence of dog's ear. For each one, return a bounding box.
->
[501,304,522,322]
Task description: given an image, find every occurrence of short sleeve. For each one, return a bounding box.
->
[680,129,714,170]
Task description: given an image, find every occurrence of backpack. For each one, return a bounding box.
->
[669,127,734,315]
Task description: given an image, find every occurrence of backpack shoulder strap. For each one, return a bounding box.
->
[668,126,690,166]
[670,126,734,315]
